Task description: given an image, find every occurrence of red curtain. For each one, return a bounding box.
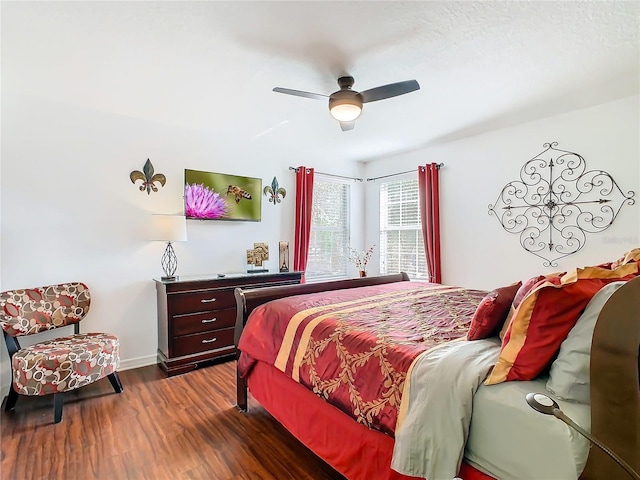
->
[418,164,441,283]
[293,166,314,282]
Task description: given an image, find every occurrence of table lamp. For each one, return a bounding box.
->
[149,214,187,280]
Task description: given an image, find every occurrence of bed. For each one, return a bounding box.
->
[234,265,640,480]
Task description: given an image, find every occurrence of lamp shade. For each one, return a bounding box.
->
[149,214,187,242]
[330,104,362,122]
[329,90,363,122]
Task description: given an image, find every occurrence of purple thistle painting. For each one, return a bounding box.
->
[184,183,228,219]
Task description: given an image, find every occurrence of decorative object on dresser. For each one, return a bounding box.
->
[149,214,188,280]
[263,177,286,205]
[155,271,302,376]
[130,158,166,195]
[489,142,635,267]
[0,282,123,424]
[246,242,269,273]
[279,241,290,272]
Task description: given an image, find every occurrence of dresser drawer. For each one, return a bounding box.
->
[172,308,236,336]
[173,327,235,357]
[170,289,236,315]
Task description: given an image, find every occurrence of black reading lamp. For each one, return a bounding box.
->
[525,392,640,480]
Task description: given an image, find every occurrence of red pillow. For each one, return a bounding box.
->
[467,282,521,341]
[485,262,639,385]
[511,275,545,310]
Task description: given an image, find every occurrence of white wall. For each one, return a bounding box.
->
[364,96,640,290]
[0,94,364,389]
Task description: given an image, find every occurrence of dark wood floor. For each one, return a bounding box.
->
[0,361,346,480]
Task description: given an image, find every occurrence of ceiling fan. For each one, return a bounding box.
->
[272,76,420,131]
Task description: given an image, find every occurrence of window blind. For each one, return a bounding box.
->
[306,179,350,282]
[379,178,429,280]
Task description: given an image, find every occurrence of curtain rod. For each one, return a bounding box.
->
[289,166,363,182]
[366,163,444,182]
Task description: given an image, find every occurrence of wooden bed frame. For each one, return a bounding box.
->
[234,273,640,480]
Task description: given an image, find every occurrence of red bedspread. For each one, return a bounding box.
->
[238,281,486,436]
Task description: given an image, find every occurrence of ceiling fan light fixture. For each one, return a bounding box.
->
[330,103,362,122]
[329,90,363,122]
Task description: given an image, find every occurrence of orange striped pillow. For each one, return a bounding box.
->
[611,248,640,269]
[485,262,639,385]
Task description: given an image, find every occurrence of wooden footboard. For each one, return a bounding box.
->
[233,273,410,411]
[582,275,640,480]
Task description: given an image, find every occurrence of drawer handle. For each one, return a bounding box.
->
[201,318,217,324]
[201,338,217,344]
[200,298,217,303]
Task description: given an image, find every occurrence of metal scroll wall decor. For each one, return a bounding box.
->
[488,142,635,266]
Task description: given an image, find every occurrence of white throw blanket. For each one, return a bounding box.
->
[391,338,501,480]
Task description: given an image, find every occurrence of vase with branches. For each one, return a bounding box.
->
[347,244,375,277]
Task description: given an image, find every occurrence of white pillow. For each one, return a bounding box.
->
[546,281,626,404]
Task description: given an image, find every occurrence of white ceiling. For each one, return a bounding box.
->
[3,1,639,163]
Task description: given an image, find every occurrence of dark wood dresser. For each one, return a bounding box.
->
[155,271,302,376]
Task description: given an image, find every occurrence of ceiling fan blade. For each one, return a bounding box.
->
[272,87,327,100]
[340,121,355,131]
[360,80,420,103]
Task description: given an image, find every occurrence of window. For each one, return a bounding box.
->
[379,177,429,280]
[306,178,350,282]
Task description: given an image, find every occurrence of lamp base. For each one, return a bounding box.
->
[161,242,178,279]
[161,275,178,281]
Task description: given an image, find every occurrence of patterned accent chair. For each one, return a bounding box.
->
[0,282,123,424]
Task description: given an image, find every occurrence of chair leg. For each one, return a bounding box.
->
[4,385,18,411]
[53,393,64,424]
[107,372,123,394]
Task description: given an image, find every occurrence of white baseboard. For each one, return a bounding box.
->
[118,354,158,372]
[0,355,158,399]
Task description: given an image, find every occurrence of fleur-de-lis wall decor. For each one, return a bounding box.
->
[130,159,166,195]
[263,177,286,205]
